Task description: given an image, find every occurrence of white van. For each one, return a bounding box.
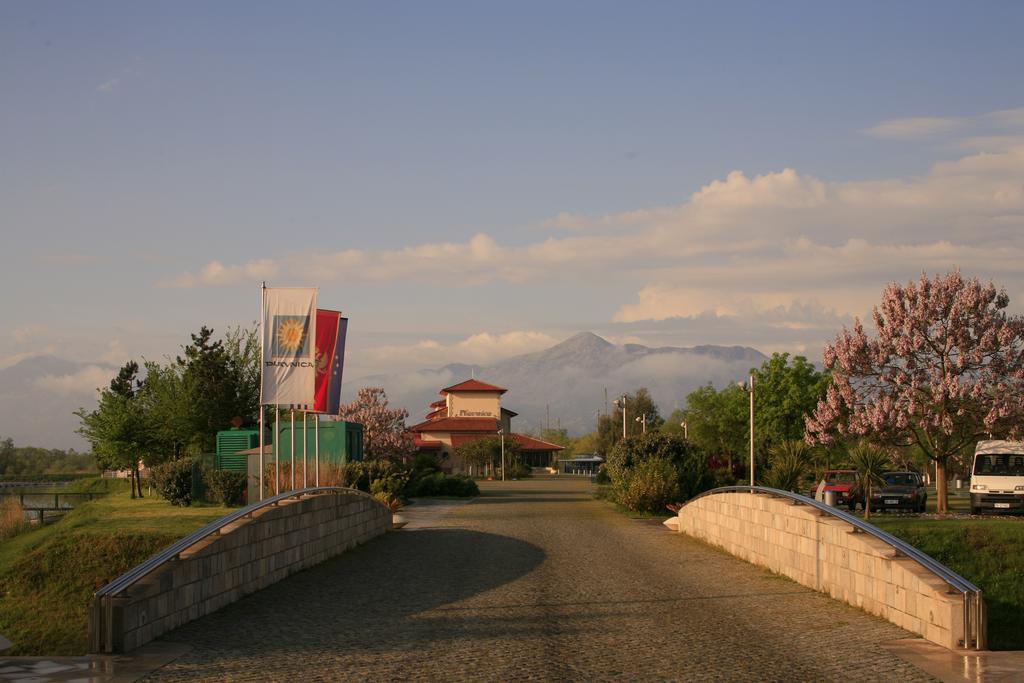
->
[970,440,1024,514]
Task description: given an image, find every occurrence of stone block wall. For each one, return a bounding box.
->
[673,492,967,650]
[91,489,390,653]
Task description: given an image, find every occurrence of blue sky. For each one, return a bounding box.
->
[2,1,1024,435]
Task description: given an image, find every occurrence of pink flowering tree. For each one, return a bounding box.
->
[338,387,417,462]
[806,272,1024,512]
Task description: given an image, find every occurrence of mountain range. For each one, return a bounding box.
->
[0,332,767,449]
[363,332,767,435]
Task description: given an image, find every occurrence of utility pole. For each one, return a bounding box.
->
[749,374,755,486]
[498,429,506,481]
[739,374,755,487]
[635,414,647,434]
[613,395,627,440]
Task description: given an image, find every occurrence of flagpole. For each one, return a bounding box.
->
[302,412,308,488]
[315,416,320,487]
[274,407,280,495]
[258,282,266,500]
[290,410,296,491]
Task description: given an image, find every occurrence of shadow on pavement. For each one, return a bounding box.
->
[156,528,546,658]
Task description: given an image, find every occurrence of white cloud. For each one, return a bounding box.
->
[0,351,45,371]
[99,339,128,365]
[863,116,963,138]
[365,330,559,368]
[986,107,1024,128]
[161,259,279,288]
[160,105,1024,365]
[96,78,121,93]
[169,133,1024,292]
[33,365,112,396]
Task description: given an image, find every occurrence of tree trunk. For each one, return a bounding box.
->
[135,464,144,498]
[864,481,871,521]
[935,457,948,514]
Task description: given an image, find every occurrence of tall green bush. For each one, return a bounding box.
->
[340,460,409,497]
[617,459,681,514]
[150,458,194,506]
[763,440,813,492]
[606,433,713,507]
[203,467,247,506]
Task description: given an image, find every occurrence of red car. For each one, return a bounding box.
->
[808,470,861,510]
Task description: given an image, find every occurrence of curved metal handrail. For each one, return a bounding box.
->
[94,486,380,600]
[684,485,985,649]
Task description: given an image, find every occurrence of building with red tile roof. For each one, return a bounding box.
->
[408,378,563,473]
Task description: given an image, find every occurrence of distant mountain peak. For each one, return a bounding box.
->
[552,331,613,350]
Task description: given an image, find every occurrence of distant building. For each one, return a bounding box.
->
[408,378,564,473]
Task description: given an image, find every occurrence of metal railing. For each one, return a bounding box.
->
[95,486,376,601]
[686,486,986,650]
[91,486,382,652]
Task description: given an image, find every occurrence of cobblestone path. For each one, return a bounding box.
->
[146,477,933,682]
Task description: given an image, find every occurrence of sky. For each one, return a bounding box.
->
[2,1,1024,432]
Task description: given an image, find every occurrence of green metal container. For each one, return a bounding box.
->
[215,429,259,472]
[274,419,363,465]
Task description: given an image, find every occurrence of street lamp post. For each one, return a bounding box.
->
[680,421,688,440]
[613,396,627,440]
[635,414,647,434]
[497,428,506,481]
[738,375,755,486]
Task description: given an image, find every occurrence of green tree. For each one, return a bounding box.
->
[848,442,891,520]
[751,353,830,451]
[540,428,572,459]
[453,436,522,477]
[176,327,234,453]
[681,383,747,472]
[599,387,664,454]
[659,409,687,436]
[0,439,95,476]
[680,354,828,481]
[137,361,191,460]
[76,362,149,498]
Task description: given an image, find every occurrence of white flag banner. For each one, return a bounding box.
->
[262,287,318,408]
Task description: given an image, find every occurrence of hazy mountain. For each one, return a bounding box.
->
[0,355,114,450]
[363,332,767,435]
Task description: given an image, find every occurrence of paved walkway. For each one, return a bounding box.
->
[144,477,934,682]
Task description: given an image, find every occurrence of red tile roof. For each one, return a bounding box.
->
[409,416,499,433]
[441,379,507,394]
[512,434,566,452]
[429,399,447,408]
[426,408,448,420]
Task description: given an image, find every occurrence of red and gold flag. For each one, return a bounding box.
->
[313,309,341,413]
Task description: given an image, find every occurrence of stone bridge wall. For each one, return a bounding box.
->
[671,491,965,650]
[91,489,390,653]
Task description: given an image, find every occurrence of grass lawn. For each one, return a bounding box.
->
[870,516,1024,650]
[0,488,235,655]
